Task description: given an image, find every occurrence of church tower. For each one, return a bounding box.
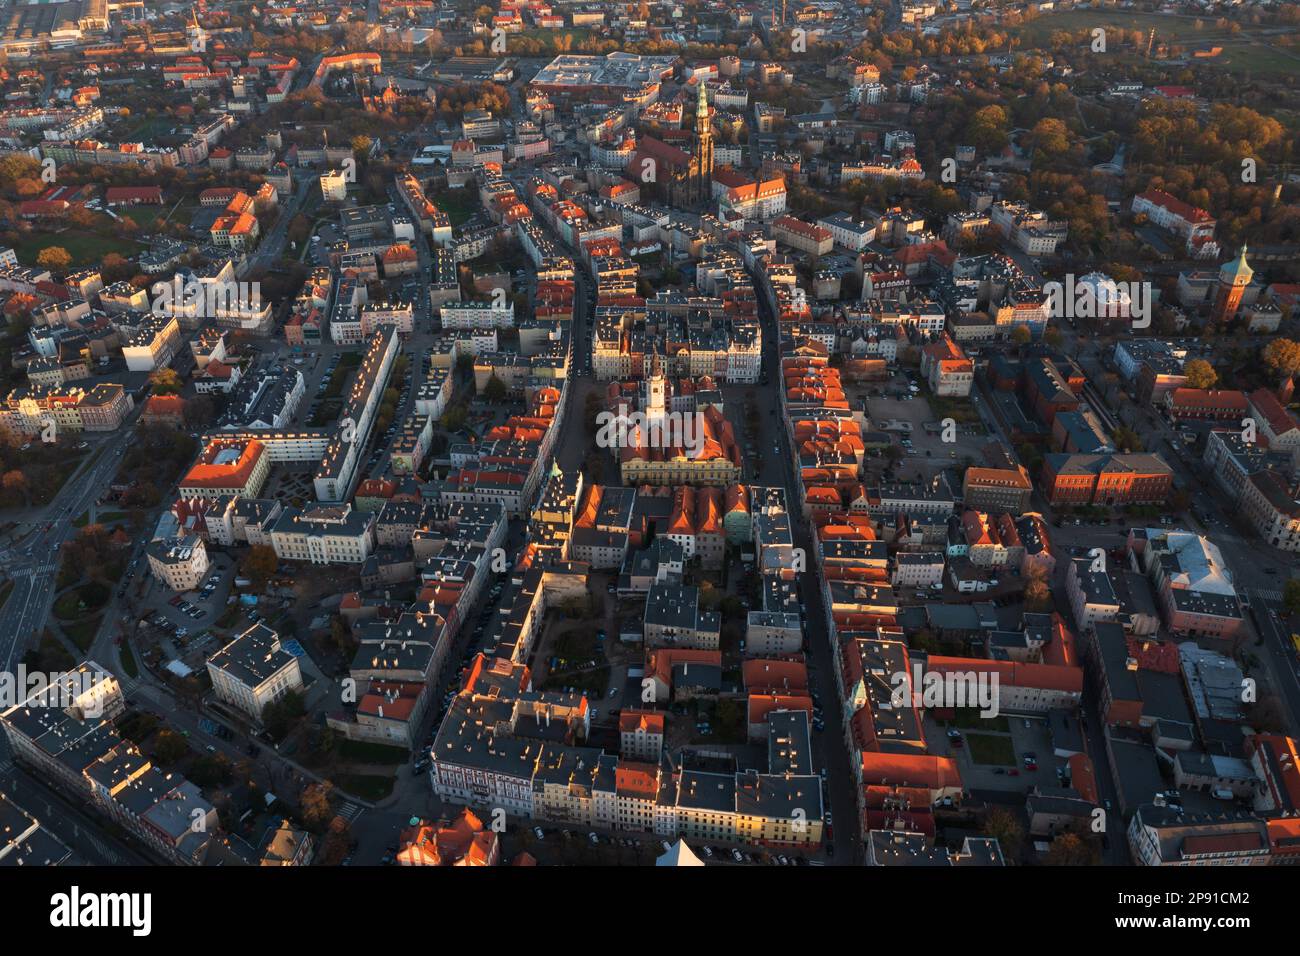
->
[646,350,667,422]
[691,81,714,207]
[1211,245,1252,324]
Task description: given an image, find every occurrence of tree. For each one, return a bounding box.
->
[263,690,306,741]
[982,806,1024,861]
[1024,567,1053,612]
[2,469,27,504]
[300,782,336,830]
[482,374,507,402]
[36,246,73,272]
[153,729,189,765]
[241,544,278,586]
[1010,325,1032,347]
[1262,339,1300,381]
[1283,579,1300,618]
[148,368,183,395]
[1044,831,1098,866]
[1029,117,1070,157]
[1183,358,1217,390]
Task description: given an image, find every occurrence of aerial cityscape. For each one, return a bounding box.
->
[0,0,1295,903]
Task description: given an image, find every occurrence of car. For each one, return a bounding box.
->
[1008,768,1020,776]
[588,832,600,845]
[608,688,618,698]
[732,848,744,863]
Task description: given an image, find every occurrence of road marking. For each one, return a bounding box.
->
[1254,589,1282,603]
[336,801,364,823]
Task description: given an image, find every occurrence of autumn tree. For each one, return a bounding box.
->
[36,246,73,272]
[1262,339,1300,381]
[982,806,1024,862]
[300,782,336,830]
[148,368,183,395]
[1183,358,1217,390]
[1029,117,1070,158]
[1024,566,1053,612]
[1044,831,1099,866]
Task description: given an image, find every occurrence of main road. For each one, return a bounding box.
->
[0,422,140,674]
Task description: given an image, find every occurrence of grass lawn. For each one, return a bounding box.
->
[1009,10,1299,77]
[429,189,480,227]
[53,581,110,620]
[947,709,1010,733]
[63,615,102,652]
[15,230,144,267]
[119,641,138,679]
[121,205,164,227]
[541,665,609,695]
[331,773,395,802]
[336,740,409,764]
[74,510,128,528]
[965,732,1016,767]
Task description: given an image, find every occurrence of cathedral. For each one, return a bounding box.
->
[633,81,714,209]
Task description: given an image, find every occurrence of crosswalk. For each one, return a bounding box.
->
[10,563,56,578]
[1252,589,1283,603]
[336,800,365,823]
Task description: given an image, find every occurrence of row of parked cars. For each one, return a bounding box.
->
[168,594,206,620]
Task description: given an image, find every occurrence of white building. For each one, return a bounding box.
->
[207,623,304,720]
[145,534,209,592]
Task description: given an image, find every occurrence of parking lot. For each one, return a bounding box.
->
[862,382,991,474]
[136,553,238,661]
[931,713,1064,796]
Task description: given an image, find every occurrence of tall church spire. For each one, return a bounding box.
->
[691,81,714,207]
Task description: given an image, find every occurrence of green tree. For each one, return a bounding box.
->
[482,374,507,402]
[241,544,278,586]
[1283,579,1300,617]
[153,729,189,765]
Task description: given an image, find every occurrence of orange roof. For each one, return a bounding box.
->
[180,439,265,490]
[860,752,962,791]
[143,394,185,417]
[925,656,1083,694]
[618,709,665,735]
[615,761,659,800]
[743,658,808,694]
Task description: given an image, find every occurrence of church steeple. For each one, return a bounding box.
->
[691,81,714,207]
